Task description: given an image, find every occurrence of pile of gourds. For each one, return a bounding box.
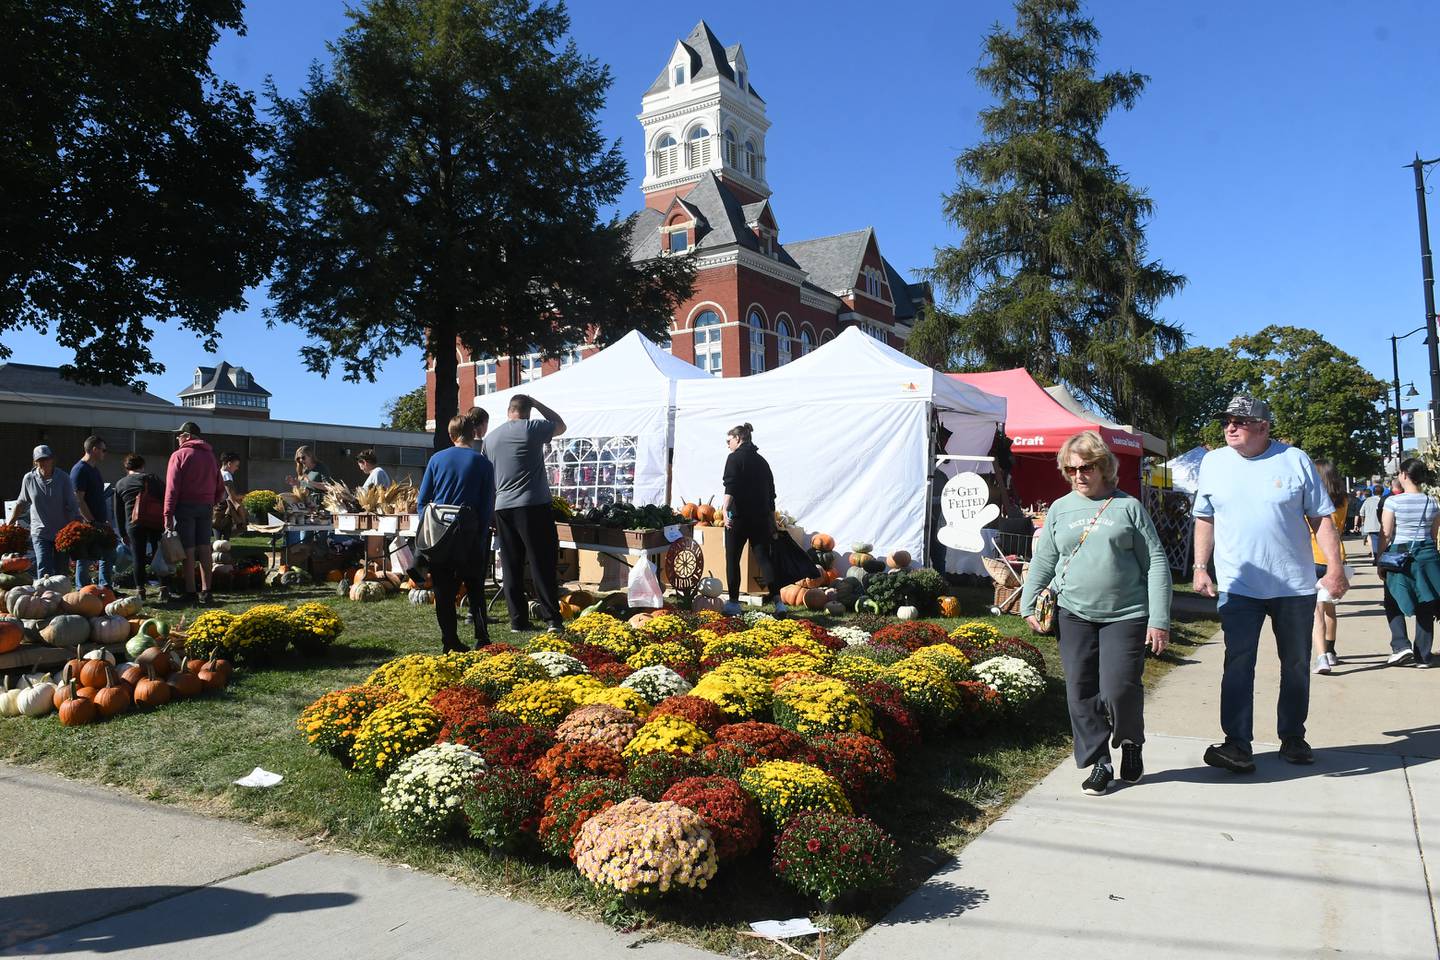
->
[0,641,232,725]
[342,563,406,603]
[0,579,161,652]
[677,497,719,526]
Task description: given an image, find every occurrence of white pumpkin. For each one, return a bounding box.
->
[3,584,32,614]
[105,595,143,619]
[824,601,845,616]
[897,605,920,621]
[89,615,130,644]
[0,677,20,717]
[212,539,231,554]
[407,589,434,605]
[16,677,55,717]
[697,576,724,599]
[9,589,59,620]
[82,647,118,663]
[33,575,72,594]
[40,614,90,647]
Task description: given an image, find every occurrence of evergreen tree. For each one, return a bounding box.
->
[264,0,693,450]
[929,0,1185,429]
[0,1,273,389]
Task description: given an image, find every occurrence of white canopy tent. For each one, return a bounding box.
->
[470,331,712,507]
[670,328,1007,563]
[1164,445,1208,494]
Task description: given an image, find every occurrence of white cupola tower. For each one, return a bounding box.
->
[638,21,772,209]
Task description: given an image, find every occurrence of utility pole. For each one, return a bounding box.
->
[1411,154,1440,435]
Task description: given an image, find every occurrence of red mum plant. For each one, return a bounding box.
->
[698,616,747,637]
[953,680,1005,736]
[701,722,814,774]
[626,750,703,800]
[772,810,900,902]
[856,680,920,755]
[649,695,728,735]
[947,638,986,663]
[871,622,949,653]
[479,642,523,657]
[53,520,118,555]
[592,662,636,686]
[533,742,626,788]
[464,766,547,853]
[784,619,845,652]
[538,777,632,860]
[807,733,896,808]
[433,685,499,748]
[0,524,29,554]
[471,724,556,769]
[568,642,621,672]
[662,775,764,862]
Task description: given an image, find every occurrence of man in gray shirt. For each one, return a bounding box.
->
[8,444,81,577]
[487,394,565,631]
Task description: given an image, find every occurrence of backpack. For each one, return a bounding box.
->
[130,475,164,531]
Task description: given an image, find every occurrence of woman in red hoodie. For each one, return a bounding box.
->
[164,421,227,604]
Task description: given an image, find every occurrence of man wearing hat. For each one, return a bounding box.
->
[7,445,82,577]
[1192,395,1346,772]
[164,421,227,604]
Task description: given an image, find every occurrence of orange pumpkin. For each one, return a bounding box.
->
[694,497,717,524]
[810,533,835,552]
[0,555,32,574]
[797,575,827,590]
[678,500,699,521]
[887,551,912,570]
[779,583,809,607]
[803,588,831,611]
[938,596,961,618]
[0,617,21,655]
[79,584,117,605]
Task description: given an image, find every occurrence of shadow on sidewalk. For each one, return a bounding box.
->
[880,875,991,924]
[1140,734,1440,788]
[0,886,356,954]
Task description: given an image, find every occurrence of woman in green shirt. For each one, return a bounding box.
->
[1020,431,1172,797]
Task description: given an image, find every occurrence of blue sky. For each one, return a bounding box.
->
[10,1,1439,426]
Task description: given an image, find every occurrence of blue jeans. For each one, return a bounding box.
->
[31,535,65,579]
[1217,592,1317,752]
[75,544,117,589]
[1384,577,1437,661]
[1368,533,1383,562]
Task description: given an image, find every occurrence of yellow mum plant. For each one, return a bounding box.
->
[622,714,712,759]
[739,760,852,826]
[366,653,467,702]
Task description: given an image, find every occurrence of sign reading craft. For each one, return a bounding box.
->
[936,471,999,553]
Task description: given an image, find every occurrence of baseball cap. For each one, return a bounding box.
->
[174,420,202,435]
[32,444,53,461]
[1216,394,1274,424]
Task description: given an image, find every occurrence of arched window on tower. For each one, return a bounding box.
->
[744,139,758,178]
[724,128,738,168]
[654,134,678,177]
[748,310,766,375]
[687,126,711,168]
[692,311,722,375]
[775,318,793,366]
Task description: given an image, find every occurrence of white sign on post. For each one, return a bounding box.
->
[936,471,999,553]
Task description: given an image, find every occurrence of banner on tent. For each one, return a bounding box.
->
[936,472,999,553]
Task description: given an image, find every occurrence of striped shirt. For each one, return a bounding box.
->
[1384,492,1438,544]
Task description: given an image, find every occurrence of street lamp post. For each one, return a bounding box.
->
[1410,154,1440,431]
[1392,326,1428,462]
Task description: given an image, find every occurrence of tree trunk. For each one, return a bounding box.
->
[430,326,459,453]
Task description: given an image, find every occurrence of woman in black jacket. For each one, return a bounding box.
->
[720,423,782,611]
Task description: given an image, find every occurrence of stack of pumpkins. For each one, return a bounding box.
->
[0,579,157,654]
[677,497,719,526]
[345,562,404,603]
[0,627,233,726]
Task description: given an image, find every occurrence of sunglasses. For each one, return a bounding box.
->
[1063,463,1098,476]
[1223,417,1263,429]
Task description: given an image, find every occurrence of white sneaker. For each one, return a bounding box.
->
[1388,649,1416,667]
[1313,655,1332,675]
[1326,651,1340,666]
[1416,656,1430,669]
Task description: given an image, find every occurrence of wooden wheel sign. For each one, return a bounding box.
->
[664,538,704,594]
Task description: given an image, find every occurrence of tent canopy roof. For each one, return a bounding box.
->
[680,327,1007,420]
[948,368,1145,457]
[475,330,711,416]
[1043,384,1168,456]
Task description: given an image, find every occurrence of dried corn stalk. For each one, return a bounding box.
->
[319,481,360,514]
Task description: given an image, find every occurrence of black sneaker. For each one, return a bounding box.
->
[441,639,471,654]
[1203,741,1256,774]
[1279,737,1314,764]
[1119,740,1144,783]
[199,590,213,605]
[177,592,199,607]
[1082,763,1113,796]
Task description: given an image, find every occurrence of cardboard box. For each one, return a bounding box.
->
[692,524,804,596]
[577,549,630,590]
[556,548,579,584]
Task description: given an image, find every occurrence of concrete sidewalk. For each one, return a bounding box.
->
[843,561,1440,960]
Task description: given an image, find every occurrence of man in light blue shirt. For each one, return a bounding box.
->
[1192,395,1346,772]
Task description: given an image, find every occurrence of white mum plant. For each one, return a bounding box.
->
[828,626,872,647]
[528,650,587,678]
[973,655,1045,710]
[380,742,486,839]
[620,664,693,704]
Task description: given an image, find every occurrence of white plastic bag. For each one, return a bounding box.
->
[149,547,174,577]
[1316,563,1356,604]
[626,558,664,609]
[160,530,186,564]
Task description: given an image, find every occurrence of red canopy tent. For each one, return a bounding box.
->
[948,369,1146,506]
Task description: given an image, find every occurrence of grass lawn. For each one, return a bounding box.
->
[0,582,1218,956]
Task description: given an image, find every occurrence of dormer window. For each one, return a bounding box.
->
[193,370,202,387]
[735,69,746,92]
[233,368,249,388]
[668,230,688,253]
[673,64,685,86]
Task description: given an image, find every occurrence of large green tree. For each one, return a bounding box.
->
[0,0,274,389]
[928,0,1185,430]
[382,386,428,432]
[263,0,693,450]
[1156,346,1246,452]
[1227,326,1386,476]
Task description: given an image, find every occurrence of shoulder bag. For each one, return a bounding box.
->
[1032,498,1115,634]
[130,476,165,531]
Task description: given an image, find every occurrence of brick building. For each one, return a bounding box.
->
[425,21,928,424]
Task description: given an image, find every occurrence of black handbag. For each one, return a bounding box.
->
[1377,549,1414,574]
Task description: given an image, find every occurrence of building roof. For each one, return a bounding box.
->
[0,362,174,408]
[628,173,801,270]
[883,258,918,321]
[784,228,874,296]
[645,22,764,102]
[177,361,271,399]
